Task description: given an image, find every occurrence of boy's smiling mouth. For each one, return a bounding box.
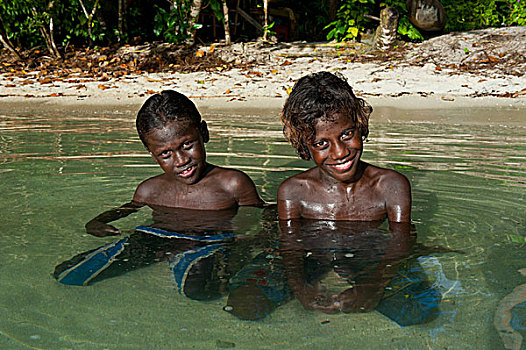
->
[178,165,197,178]
[328,158,354,172]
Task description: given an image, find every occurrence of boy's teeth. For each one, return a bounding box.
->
[180,166,194,176]
[332,159,351,171]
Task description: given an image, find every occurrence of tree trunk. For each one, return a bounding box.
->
[186,0,202,45]
[263,0,268,41]
[328,0,338,21]
[222,0,231,45]
[117,0,127,40]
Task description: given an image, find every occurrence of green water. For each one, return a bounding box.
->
[0,106,524,349]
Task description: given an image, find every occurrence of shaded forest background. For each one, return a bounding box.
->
[1,0,525,64]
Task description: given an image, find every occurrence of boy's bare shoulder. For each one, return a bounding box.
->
[133,174,166,204]
[365,164,410,191]
[209,165,253,185]
[209,165,263,206]
[277,168,317,199]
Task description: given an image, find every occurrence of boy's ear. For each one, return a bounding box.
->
[200,121,210,143]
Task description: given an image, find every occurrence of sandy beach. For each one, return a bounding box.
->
[1,27,525,115]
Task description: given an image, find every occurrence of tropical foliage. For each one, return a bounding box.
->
[1,0,525,58]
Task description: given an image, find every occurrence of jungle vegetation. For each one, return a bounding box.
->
[1,0,525,60]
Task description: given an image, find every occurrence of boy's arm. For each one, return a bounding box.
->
[85,201,143,237]
[382,171,412,223]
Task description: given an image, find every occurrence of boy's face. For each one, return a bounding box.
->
[307,113,363,183]
[144,120,208,185]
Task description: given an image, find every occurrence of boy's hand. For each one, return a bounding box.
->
[85,221,121,237]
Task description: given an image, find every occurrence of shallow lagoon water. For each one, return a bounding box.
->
[0,105,525,349]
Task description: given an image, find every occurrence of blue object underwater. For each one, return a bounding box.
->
[135,226,235,242]
[55,237,129,286]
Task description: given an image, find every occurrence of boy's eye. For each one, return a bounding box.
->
[312,140,328,149]
[158,150,172,159]
[182,140,194,149]
[341,129,355,140]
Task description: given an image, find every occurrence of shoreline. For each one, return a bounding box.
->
[2,95,524,128]
[1,26,525,124]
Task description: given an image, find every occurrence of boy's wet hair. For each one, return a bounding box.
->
[281,72,372,160]
[136,90,203,147]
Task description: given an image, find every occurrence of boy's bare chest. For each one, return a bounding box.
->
[150,182,236,210]
[298,183,386,221]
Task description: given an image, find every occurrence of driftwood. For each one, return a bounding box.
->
[372,7,399,51]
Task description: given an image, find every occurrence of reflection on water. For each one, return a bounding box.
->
[0,108,525,349]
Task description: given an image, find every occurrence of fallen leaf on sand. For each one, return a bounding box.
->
[512,88,526,98]
[224,89,231,94]
[98,84,110,90]
[146,78,164,82]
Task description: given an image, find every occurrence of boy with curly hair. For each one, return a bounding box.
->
[278,71,411,223]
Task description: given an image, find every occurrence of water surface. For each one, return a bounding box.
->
[0,105,524,349]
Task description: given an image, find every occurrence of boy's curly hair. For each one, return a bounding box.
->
[281,72,372,160]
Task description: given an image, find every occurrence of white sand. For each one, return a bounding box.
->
[1,27,525,115]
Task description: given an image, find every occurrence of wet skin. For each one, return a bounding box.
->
[85,120,263,237]
[278,113,411,223]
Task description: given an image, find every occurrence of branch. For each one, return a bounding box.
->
[0,32,23,61]
[0,12,23,60]
[48,17,62,59]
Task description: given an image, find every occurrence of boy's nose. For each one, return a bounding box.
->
[173,151,190,167]
[330,140,349,160]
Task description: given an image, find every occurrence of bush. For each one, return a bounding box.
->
[323,0,526,43]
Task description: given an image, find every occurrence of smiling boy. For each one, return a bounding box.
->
[278,71,411,223]
[86,90,264,236]
[277,72,414,315]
